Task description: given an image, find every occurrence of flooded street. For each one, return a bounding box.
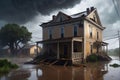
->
[104,56,120,80]
[0,56,120,80]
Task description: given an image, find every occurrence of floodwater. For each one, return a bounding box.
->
[0,56,120,80]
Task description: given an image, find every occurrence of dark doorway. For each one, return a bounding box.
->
[90,45,93,54]
[97,46,99,53]
[63,45,68,58]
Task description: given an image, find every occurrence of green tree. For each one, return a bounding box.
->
[0,24,32,54]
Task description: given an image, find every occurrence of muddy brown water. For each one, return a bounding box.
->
[0,56,120,80]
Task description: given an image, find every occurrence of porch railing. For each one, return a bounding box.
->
[72,52,82,59]
[72,52,82,64]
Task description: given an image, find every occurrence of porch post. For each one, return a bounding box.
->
[104,46,106,53]
[57,42,59,59]
[103,46,105,52]
[106,45,108,54]
[82,42,84,63]
[47,44,49,54]
[71,40,73,59]
[36,42,39,56]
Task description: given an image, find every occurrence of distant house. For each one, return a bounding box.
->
[19,45,41,57]
[0,46,10,56]
[37,7,108,64]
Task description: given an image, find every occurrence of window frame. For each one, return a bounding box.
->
[61,27,64,38]
[89,25,92,38]
[90,44,93,54]
[97,31,99,40]
[93,15,96,22]
[48,27,52,39]
[73,24,78,37]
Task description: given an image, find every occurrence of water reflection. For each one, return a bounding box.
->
[1,62,108,80]
[0,57,120,80]
[34,62,109,80]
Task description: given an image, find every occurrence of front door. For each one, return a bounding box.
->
[63,45,68,58]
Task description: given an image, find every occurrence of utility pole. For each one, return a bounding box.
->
[118,30,120,60]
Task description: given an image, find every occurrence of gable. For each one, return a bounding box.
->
[53,12,71,22]
[86,9,102,26]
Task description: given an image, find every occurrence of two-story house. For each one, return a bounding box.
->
[37,7,108,64]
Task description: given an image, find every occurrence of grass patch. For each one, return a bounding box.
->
[110,63,120,68]
[0,59,18,73]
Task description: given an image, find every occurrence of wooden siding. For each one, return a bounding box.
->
[87,10,100,25]
[43,22,83,40]
[84,12,103,57]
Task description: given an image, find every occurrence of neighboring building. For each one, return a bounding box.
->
[37,7,108,64]
[19,45,41,57]
[0,46,11,56]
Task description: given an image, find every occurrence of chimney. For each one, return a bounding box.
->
[52,15,56,20]
[91,7,95,11]
[86,8,90,15]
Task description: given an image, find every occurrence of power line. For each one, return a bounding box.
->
[104,36,118,41]
[109,38,118,45]
[103,34,118,38]
[117,0,120,10]
[118,30,120,60]
[114,0,120,15]
[112,0,120,17]
[103,29,120,40]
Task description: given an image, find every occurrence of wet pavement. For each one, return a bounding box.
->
[0,56,120,80]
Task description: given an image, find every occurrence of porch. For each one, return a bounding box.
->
[36,37,84,64]
[94,41,108,55]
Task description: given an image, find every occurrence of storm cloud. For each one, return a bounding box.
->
[0,0,81,24]
[95,0,120,26]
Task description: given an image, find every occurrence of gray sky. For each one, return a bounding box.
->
[0,0,120,49]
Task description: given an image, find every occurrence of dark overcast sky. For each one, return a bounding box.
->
[0,0,81,24]
[0,0,120,49]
